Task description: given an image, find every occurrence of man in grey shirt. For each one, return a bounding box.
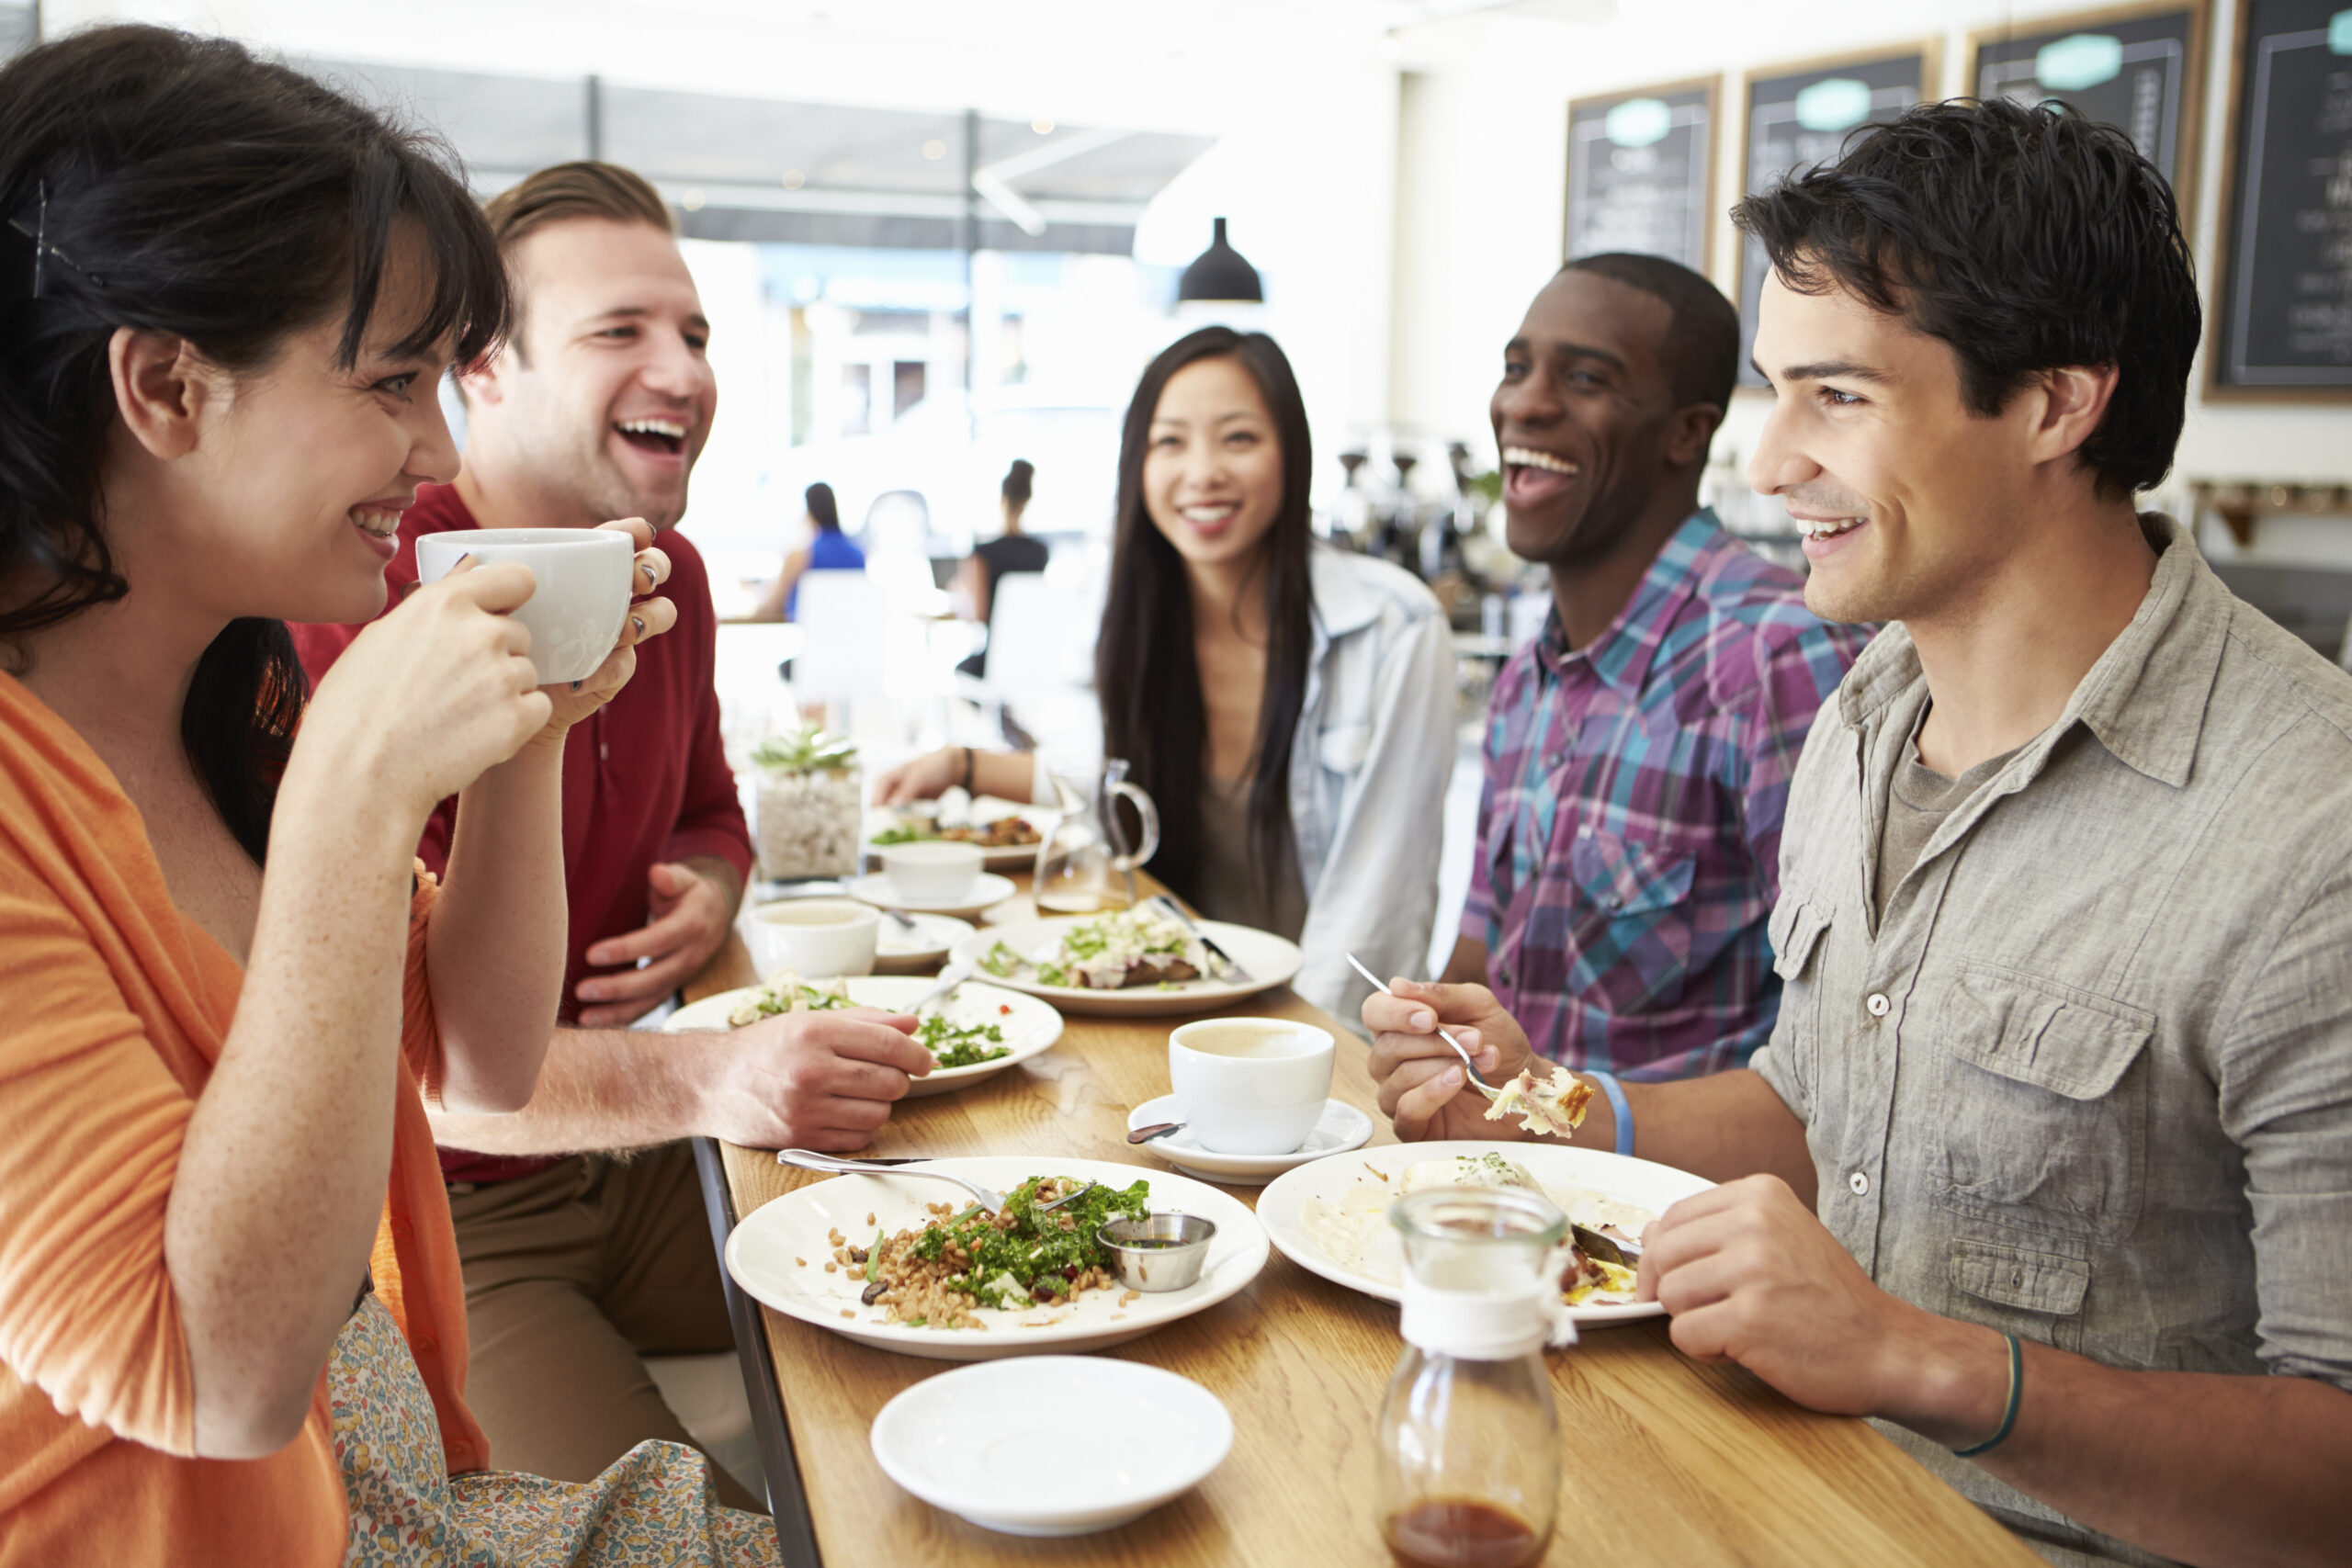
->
[1363,98,2352,1567]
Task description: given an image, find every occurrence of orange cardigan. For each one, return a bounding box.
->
[0,673,486,1566]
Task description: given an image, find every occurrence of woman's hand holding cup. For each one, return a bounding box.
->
[535,517,673,738]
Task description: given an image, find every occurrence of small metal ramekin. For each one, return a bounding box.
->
[1096,1213,1217,1292]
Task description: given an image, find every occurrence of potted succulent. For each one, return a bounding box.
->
[751,724,863,880]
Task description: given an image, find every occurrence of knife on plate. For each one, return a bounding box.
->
[1148,894,1253,985]
[775,1152,935,1167]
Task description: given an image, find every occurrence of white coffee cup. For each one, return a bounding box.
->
[745,898,878,980]
[1168,1017,1336,1155]
[878,841,983,904]
[414,527,634,685]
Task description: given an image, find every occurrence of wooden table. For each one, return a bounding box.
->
[683,887,2037,1568]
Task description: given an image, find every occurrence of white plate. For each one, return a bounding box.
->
[1256,1140,1715,1325]
[870,1356,1231,1536]
[664,976,1061,1098]
[874,912,973,973]
[949,916,1303,1016]
[725,1156,1268,1360]
[1126,1095,1375,1186]
[845,870,1017,919]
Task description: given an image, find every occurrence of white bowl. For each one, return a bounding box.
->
[870,1357,1231,1535]
[744,897,878,979]
[877,840,985,902]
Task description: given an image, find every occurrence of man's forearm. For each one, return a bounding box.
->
[1907,1322,2352,1568]
[682,852,743,921]
[1597,1068,1816,1204]
[426,1026,714,1156]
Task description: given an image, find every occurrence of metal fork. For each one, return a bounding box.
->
[776,1148,1007,1212]
[1345,953,1506,1107]
[773,1151,1100,1219]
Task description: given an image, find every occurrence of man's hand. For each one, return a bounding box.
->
[1637,1174,2008,1441]
[1362,977,1540,1141]
[698,1008,936,1151]
[575,861,735,1027]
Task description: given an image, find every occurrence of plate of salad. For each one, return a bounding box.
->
[865,799,1043,870]
[664,975,1063,1097]
[950,909,1303,1016]
[726,1156,1269,1359]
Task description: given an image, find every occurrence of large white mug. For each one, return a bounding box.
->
[1168,1017,1335,1155]
[414,527,634,685]
[744,898,879,980]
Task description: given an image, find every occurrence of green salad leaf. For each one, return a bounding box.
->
[907,1177,1150,1308]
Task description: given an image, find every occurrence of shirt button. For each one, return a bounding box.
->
[1849,1170,1870,1196]
[1866,992,1891,1018]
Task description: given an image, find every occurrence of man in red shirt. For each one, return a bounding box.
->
[294,163,931,1507]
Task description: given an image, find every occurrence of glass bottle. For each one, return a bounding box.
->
[1377,1187,1569,1568]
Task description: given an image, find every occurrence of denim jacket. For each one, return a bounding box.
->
[1283,546,1457,1024]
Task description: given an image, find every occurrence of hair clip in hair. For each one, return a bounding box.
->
[6,182,104,298]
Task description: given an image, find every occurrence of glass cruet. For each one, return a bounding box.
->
[1033,756,1159,913]
[1377,1186,1571,1568]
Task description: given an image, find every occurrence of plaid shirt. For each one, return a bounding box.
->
[1464,512,1867,1078]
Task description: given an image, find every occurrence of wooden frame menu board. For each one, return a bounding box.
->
[1965,1,2209,216]
[1563,76,1719,275]
[1735,44,1939,389]
[2209,0,2352,398]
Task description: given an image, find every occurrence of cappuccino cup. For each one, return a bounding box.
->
[414,527,634,685]
[1168,1017,1335,1155]
[745,898,878,980]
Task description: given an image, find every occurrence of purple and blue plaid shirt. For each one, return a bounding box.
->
[1464,513,1867,1079]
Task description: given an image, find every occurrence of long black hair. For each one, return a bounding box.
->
[806,481,842,533]
[1095,328,1314,905]
[0,27,507,861]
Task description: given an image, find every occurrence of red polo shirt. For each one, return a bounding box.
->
[292,482,752,1184]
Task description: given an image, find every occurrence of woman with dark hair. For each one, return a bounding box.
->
[955,459,1051,674]
[880,328,1455,1018]
[751,479,865,622]
[0,27,771,1565]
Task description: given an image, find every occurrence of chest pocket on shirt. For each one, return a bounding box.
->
[1933,964,2153,1246]
[1317,721,1374,774]
[1566,829,1698,1014]
[1767,894,1832,1087]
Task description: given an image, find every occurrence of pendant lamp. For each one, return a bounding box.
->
[1176,217,1263,303]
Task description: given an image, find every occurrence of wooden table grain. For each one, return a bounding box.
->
[684,894,2037,1568]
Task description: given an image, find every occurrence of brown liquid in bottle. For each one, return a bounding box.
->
[1383,1499,1545,1568]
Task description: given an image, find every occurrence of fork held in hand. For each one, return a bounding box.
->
[1345,953,1506,1106]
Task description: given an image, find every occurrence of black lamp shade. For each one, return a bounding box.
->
[1177,217,1263,303]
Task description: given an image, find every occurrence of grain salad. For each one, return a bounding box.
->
[828,1176,1150,1330]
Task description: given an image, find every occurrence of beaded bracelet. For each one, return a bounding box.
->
[1951,1333,2024,1458]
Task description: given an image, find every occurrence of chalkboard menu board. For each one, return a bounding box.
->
[2211,0,2352,395]
[1564,78,1717,275]
[1736,48,1936,388]
[1967,2,2207,207]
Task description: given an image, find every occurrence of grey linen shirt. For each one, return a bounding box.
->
[1753,517,2352,1568]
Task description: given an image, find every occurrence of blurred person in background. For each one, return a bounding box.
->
[954,457,1049,676]
[296,162,932,1511]
[876,327,1455,1021]
[749,479,863,622]
[1428,254,1863,1106]
[0,27,778,1562]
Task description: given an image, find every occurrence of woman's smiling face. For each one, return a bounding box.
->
[1140,355,1285,573]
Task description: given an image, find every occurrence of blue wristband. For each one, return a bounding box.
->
[1587,1070,1634,1156]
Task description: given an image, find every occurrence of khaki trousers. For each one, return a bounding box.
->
[445,1142,763,1513]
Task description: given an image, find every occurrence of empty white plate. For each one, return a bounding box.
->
[1126,1095,1376,1185]
[870,1356,1231,1536]
[873,912,973,973]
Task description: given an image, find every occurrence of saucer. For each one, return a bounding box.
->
[844,871,1016,920]
[872,912,973,974]
[1125,1095,1377,1185]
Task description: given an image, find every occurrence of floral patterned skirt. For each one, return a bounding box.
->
[331,1293,780,1568]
